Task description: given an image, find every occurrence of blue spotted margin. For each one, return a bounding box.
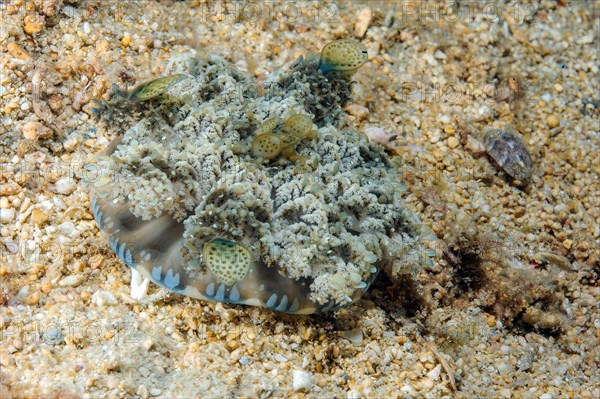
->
[90,195,375,314]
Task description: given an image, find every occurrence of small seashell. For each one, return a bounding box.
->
[483,129,533,184]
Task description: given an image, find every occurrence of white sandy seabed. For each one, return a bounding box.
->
[0,1,598,398]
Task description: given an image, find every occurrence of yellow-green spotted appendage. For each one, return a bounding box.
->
[254,116,278,136]
[128,74,188,102]
[252,133,282,160]
[203,238,252,286]
[318,39,368,74]
[284,114,314,139]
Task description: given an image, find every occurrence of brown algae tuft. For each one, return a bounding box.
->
[440,224,568,335]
